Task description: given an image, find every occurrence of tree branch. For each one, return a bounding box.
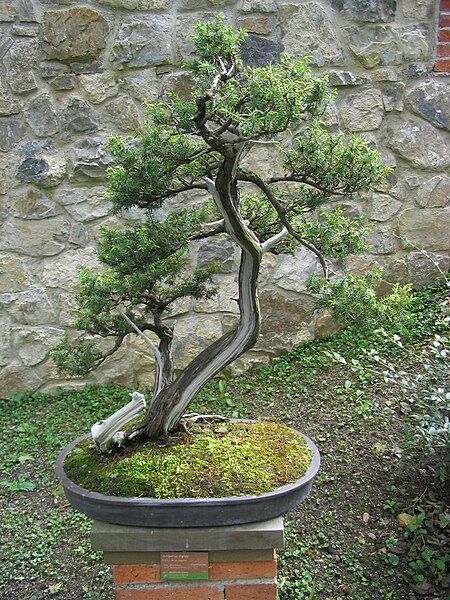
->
[238,170,329,279]
[261,227,289,253]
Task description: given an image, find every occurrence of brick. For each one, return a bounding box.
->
[439,14,450,27]
[441,0,450,10]
[437,43,450,57]
[116,586,224,600]
[225,582,278,600]
[210,559,277,581]
[434,58,450,72]
[113,564,161,585]
[439,28,450,42]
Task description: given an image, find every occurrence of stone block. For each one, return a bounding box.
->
[79,72,119,105]
[42,8,109,63]
[61,98,99,140]
[406,80,449,131]
[416,176,450,208]
[340,88,384,131]
[25,94,59,137]
[3,38,39,93]
[91,518,285,552]
[387,119,450,171]
[0,118,26,152]
[398,207,450,251]
[281,2,345,66]
[332,0,396,22]
[112,16,172,70]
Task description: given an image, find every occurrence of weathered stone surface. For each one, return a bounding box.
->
[402,0,435,19]
[68,222,88,247]
[365,225,396,254]
[241,34,280,67]
[96,0,169,8]
[271,247,322,293]
[0,254,32,292]
[0,216,70,256]
[341,88,384,131]
[0,0,15,21]
[178,0,234,8]
[42,8,109,63]
[328,70,371,86]
[25,94,59,137]
[68,137,112,182]
[406,81,449,131]
[79,73,118,105]
[332,0,396,22]
[346,24,429,68]
[256,290,314,352]
[197,238,238,273]
[314,310,341,339]
[0,118,26,152]
[0,80,19,116]
[406,252,449,286]
[61,98,99,140]
[370,66,402,81]
[7,187,61,219]
[237,15,274,35]
[40,61,70,79]
[381,82,404,112]
[387,120,450,171]
[104,95,140,131]
[398,208,450,251]
[365,192,402,221]
[3,39,38,93]
[239,0,277,12]
[416,176,450,208]
[39,247,98,288]
[55,185,109,221]
[12,23,39,36]
[17,0,38,22]
[112,16,172,70]
[0,154,13,195]
[50,74,76,90]
[120,69,159,104]
[16,141,66,188]
[282,3,345,66]
[0,324,11,367]
[5,286,57,325]
[14,326,64,366]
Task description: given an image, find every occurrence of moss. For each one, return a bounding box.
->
[64,421,312,499]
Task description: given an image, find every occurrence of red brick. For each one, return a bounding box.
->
[116,586,224,600]
[225,582,278,600]
[441,0,450,10]
[437,43,450,57]
[440,14,450,27]
[114,564,161,585]
[434,58,450,72]
[210,559,277,581]
[439,28,450,42]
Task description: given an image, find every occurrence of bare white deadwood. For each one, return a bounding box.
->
[91,391,147,452]
[261,227,289,253]
[120,311,165,400]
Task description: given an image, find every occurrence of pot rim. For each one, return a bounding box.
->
[55,423,320,507]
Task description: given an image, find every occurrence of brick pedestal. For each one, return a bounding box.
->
[91,518,284,600]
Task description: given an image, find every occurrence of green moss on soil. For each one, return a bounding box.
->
[64,421,312,499]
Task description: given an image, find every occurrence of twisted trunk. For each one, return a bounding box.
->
[127,153,263,440]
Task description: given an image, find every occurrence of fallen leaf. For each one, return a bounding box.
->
[362,512,370,523]
[396,513,415,528]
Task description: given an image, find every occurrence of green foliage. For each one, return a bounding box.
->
[51,337,101,377]
[191,14,247,74]
[283,122,391,194]
[295,209,370,258]
[64,421,312,499]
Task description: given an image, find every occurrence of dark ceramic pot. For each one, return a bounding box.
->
[56,429,320,528]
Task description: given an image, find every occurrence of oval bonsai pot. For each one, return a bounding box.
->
[56,429,320,528]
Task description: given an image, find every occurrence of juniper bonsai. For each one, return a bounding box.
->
[52,15,396,447]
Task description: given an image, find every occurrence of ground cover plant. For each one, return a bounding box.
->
[50,15,400,454]
[1,283,448,599]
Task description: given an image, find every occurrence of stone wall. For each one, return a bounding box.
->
[0,0,449,394]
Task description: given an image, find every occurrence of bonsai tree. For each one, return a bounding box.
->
[52,15,394,448]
